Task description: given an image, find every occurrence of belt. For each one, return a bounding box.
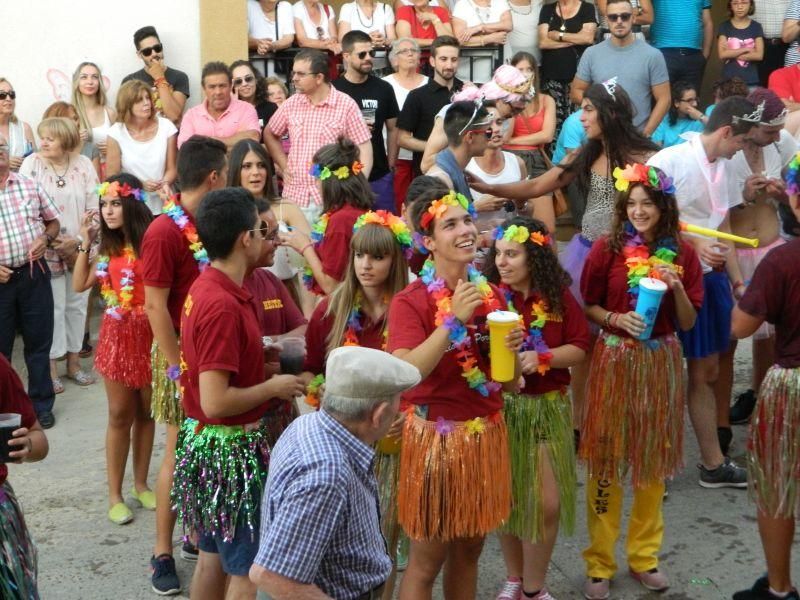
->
[661,47,702,55]
[764,37,787,46]
[357,583,386,600]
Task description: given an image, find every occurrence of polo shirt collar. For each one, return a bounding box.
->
[319,408,375,473]
[427,77,461,94]
[301,84,336,107]
[204,266,253,303]
[203,97,235,120]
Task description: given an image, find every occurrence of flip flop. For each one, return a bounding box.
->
[52,377,65,394]
[67,369,95,387]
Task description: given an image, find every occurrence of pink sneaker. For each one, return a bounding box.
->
[583,577,610,600]
[528,588,556,599]
[496,577,522,600]
[630,568,669,592]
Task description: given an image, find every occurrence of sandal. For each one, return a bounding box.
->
[67,369,95,387]
[52,377,65,394]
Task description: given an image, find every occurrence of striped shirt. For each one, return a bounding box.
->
[0,172,60,268]
[255,409,391,600]
[786,0,800,66]
[650,0,712,50]
[754,0,790,39]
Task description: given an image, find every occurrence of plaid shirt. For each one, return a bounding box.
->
[0,172,60,268]
[786,0,800,66]
[255,409,391,600]
[268,85,370,207]
[754,0,790,38]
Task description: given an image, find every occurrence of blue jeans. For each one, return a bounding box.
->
[0,262,55,415]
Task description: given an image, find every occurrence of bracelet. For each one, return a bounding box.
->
[77,244,89,254]
[603,311,614,328]
[154,77,168,87]
[166,364,182,381]
[559,31,564,41]
[299,242,314,256]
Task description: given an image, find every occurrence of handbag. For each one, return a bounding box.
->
[539,148,569,218]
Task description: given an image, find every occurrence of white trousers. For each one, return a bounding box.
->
[50,271,89,359]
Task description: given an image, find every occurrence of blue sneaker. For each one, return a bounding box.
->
[150,554,180,596]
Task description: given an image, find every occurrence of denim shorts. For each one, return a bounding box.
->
[198,520,261,576]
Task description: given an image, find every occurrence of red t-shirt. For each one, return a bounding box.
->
[738,238,800,368]
[243,268,307,337]
[180,268,268,425]
[304,297,387,374]
[768,66,800,102]
[108,254,145,307]
[387,279,507,421]
[504,287,591,395]
[581,237,704,338]
[0,355,37,486]
[396,5,451,40]
[311,205,367,294]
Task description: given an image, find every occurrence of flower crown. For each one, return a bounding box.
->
[353,210,414,259]
[612,163,675,195]
[419,191,476,231]
[492,224,551,246]
[96,181,147,202]
[785,151,800,196]
[309,161,364,181]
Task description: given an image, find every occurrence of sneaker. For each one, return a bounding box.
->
[38,411,55,430]
[630,568,669,592]
[733,578,800,599]
[584,577,610,600]
[150,554,180,596]
[718,426,733,456]
[698,457,748,489]
[180,540,199,562]
[496,577,522,600]
[730,389,757,425]
[525,588,556,600]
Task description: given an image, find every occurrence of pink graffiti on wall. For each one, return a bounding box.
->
[46,69,112,101]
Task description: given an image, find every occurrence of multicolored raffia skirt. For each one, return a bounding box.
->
[500,389,576,543]
[397,410,511,542]
[0,483,38,600]
[172,418,270,543]
[375,438,402,548]
[150,341,184,425]
[747,365,800,519]
[95,309,153,390]
[579,331,684,487]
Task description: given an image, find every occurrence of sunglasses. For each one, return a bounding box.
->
[233,75,255,87]
[607,12,632,22]
[139,43,163,57]
[248,221,271,240]
[291,70,319,79]
[465,127,493,139]
[0,91,16,101]
[356,49,377,59]
[316,26,326,40]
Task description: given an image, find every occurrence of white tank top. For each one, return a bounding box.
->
[91,109,112,145]
[267,202,300,280]
[468,151,522,232]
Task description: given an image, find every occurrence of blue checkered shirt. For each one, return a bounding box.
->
[255,409,391,599]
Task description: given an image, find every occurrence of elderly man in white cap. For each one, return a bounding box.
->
[250,346,421,600]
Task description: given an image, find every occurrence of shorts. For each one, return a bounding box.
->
[736,239,785,340]
[198,519,260,576]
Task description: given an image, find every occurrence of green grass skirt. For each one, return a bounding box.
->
[150,342,184,425]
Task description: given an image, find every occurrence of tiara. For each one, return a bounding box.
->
[353,210,414,259]
[309,160,364,181]
[492,224,551,246]
[612,163,675,195]
[763,106,789,126]
[96,181,147,202]
[602,76,618,99]
[419,191,476,231]
[732,101,765,125]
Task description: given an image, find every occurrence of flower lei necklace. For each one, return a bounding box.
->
[420,257,500,396]
[622,222,682,307]
[163,196,209,271]
[96,246,137,320]
[501,285,552,375]
[302,212,331,290]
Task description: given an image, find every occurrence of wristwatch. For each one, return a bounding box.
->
[76,234,89,254]
[558,31,564,41]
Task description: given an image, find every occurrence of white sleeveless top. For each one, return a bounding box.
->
[91,110,112,145]
[267,202,300,280]
[467,151,522,232]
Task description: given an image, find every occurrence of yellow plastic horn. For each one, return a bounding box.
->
[679,222,759,248]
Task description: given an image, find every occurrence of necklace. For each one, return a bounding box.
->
[302,212,331,291]
[355,1,375,29]
[420,258,500,396]
[622,222,682,308]
[162,196,210,271]
[469,0,491,23]
[96,246,137,319]
[50,158,70,188]
[501,285,553,375]
[344,292,388,348]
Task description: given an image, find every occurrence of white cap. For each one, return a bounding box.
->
[325,346,421,400]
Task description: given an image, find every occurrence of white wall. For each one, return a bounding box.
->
[4,1,202,133]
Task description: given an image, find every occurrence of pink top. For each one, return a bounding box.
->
[177,96,260,147]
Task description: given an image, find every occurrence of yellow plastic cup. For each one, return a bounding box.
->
[488,310,520,382]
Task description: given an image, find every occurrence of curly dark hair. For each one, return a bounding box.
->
[607,168,681,255]
[483,216,571,317]
[229,60,268,106]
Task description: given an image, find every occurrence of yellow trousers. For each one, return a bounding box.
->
[582,477,665,579]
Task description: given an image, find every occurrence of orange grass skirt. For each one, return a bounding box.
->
[397,411,511,541]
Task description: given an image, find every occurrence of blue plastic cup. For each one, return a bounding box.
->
[634,277,668,340]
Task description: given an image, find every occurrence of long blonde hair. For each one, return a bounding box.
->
[71,62,110,142]
[324,224,409,356]
[0,78,18,123]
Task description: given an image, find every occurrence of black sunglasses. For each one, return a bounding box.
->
[233,75,256,86]
[356,49,377,59]
[607,12,632,22]
[0,91,16,101]
[139,43,164,57]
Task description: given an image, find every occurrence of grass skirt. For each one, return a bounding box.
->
[500,390,576,543]
[397,411,511,541]
[172,418,270,542]
[150,342,184,425]
[375,448,401,550]
[579,332,684,487]
[0,483,38,600]
[95,309,152,389]
[747,366,800,519]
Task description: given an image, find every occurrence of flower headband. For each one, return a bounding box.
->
[353,210,414,259]
[612,163,675,195]
[419,191,476,231]
[309,160,364,181]
[785,151,800,196]
[493,224,550,246]
[96,181,147,202]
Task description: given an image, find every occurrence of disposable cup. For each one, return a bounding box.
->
[0,413,22,463]
[634,277,668,340]
[488,310,520,382]
[279,337,306,375]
